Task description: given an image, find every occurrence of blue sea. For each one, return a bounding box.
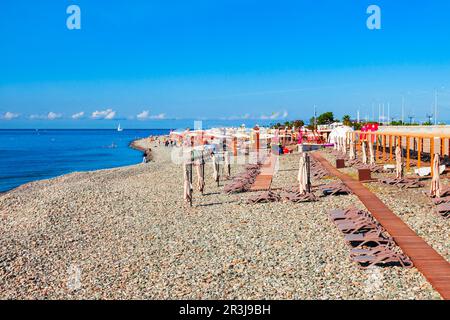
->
[0,129,170,192]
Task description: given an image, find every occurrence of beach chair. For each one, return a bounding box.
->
[333,214,377,226]
[247,190,281,204]
[433,196,450,205]
[320,182,352,196]
[350,247,413,268]
[336,219,381,234]
[329,208,371,222]
[344,230,394,248]
[281,191,317,203]
[436,203,450,218]
[439,186,450,198]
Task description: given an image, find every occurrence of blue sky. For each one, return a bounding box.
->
[1,0,450,128]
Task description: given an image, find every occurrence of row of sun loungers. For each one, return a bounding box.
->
[223,164,262,194]
[378,177,424,189]
[329,208,413,268]
[246,190,318,204]
[247,181,352,204]
[310,157,329,179]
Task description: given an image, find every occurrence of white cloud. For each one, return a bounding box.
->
[1,112,20,120]
[137,110,150,120]
[91,109,116,120]
[137,110,165,120]
[259,110,288,120]
[72,111,85,120]
[29,112,62,120]
[47,112,62,120]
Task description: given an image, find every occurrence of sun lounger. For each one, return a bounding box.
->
[329,208,362,221]
[350,247,413,268]
[344,230,394,248]
[379,178,424,189]
[439,186,450,197]
[436,203,450,218]
[320,182,352,196]
[433,196,450,205]
[247,190,281,204]
[224,163,263,193]
[333,215,377,226]
[280,191,317,203]
[336,219,380,234]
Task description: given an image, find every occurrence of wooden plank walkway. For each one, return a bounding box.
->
[250,154,277,191]
[312,152,450,300]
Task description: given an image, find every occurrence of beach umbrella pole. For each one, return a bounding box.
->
[216,161,220,187]
[306,153,311,193]
[189,150,193,207]
[201,153,205,195]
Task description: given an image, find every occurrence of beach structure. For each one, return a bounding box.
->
[347,126,450,179]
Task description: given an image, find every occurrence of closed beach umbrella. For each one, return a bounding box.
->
[211,152,219,182]
[183,158,193,204]
[395,145,403,179]
[368,140,375,165]
[196,150,205,193]
[298,153,308,194]
[349,139,356,160]
[430,153,441,198]
[362,141,368,164]
[343,135,348,155]
[224,150,231,178]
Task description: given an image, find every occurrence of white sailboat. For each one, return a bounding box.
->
[117,123,123,132]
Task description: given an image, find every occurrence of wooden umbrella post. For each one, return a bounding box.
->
[448,138,450,158]
[232,137,237,157]
[375,133,379,161]
[430,138,435,178]
[418,138,422,168]
[189,150,193,207]
[406,136,410,171]
[382,134,386,161]
[389,135,393,162]
[306,153,311,193]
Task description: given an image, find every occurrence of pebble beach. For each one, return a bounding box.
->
[0,138,444,299]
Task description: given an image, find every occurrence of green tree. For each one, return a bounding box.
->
[292,119,304,128]
[342,115,351,126]
[316,112,334,125]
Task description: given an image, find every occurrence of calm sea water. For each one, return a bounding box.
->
[0,129,170,192]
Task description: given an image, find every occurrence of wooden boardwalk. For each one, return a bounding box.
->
[312,152,450,300]
[250,154,277,191]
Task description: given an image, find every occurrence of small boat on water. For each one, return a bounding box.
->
[117,124,123,132]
